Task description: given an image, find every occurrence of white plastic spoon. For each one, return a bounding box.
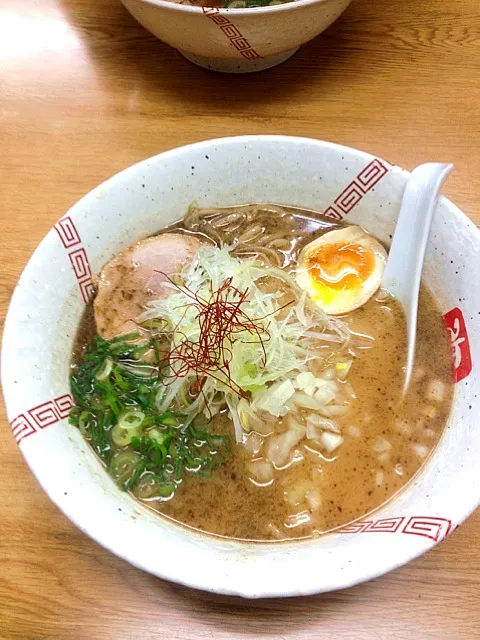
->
[382,162,453,394]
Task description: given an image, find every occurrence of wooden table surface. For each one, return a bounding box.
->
[1,0,479,638]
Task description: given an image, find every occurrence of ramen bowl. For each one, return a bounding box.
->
[119,0,353,73]
[2,136,479,597]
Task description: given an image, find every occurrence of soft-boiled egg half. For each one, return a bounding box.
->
[296,225,387,315]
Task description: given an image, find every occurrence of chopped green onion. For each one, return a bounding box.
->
[95,357,113,381]
[111,424,139,447]
[70,311,230,496]
[78,411,90,436]
[118,409,145,430]
[148,428,167,445]
[159,411,182,427]
[134,473,175,499]
[109,450,142,487]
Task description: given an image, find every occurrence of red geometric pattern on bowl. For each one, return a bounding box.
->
[54,393,75,419]
[356,159,389,190]
[79,279,95,304]
[54,216,81,248]
[11,414,37,445]
[55,216,94,304]
[323,159,390,220]
[323,206,344,221]
[69,248,91,280]
[443,307,472,382]
[402,516,453,542]
[201,7,262,60]
[365,517,404,533]
[335,182,365,214]
[9,393,74,445]
[338,516,453,542]
[28,401,59,429]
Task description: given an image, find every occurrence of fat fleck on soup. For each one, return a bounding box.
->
[70,204,453,541]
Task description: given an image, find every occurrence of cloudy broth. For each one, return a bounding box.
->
[156,281,453,540]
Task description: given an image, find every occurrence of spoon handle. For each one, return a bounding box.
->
[382,162,453,393]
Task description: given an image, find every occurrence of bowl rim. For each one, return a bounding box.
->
[3,134,480,598]
[123,0,343,17]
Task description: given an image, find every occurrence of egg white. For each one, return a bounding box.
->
[295,225,387,315]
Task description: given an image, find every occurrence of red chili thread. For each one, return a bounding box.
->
[150,272,292,398]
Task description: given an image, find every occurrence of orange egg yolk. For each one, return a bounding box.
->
[305,242,376,292]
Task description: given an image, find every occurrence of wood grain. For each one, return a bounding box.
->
[1,0,479,637]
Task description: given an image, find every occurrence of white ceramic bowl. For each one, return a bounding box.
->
[119,0,353,72]
[2,136,479,598]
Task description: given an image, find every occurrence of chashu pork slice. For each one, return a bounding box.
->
[94,232,201,339]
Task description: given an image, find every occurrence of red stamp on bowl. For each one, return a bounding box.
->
[443,307,472,383]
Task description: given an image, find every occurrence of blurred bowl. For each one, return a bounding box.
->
[2,136,479,597]
[119,0,353,72]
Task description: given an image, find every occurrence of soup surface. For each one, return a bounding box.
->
[71,204,453,541]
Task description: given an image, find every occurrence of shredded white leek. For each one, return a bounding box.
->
[139,245,352,442]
